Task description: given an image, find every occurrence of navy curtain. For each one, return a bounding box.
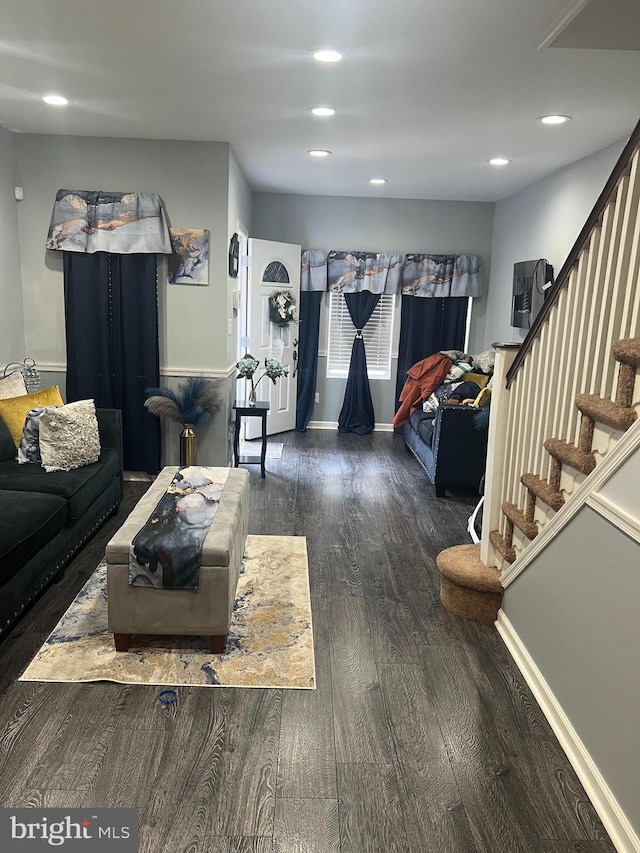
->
[395,295,468,412]
[63,252,161,473]
[295,291,323,432]
[338,291,381,435]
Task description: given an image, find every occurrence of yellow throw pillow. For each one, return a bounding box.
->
[463,371,490,389]
[0,386,64,446]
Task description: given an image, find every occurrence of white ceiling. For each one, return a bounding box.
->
[1,0,639,202]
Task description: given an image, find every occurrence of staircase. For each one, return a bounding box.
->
[490,339,640,567]
[437,117,640,619]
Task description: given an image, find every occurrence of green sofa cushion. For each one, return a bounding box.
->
[0,490,67,585]
[0,448,120,524]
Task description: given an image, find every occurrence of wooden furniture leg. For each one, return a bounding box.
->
[260,408,267,478]
[114,633,131,652]
[210,634,226,654]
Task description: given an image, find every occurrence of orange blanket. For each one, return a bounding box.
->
[393,353,452,428]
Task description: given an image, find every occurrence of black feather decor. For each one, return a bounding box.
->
[144,377,223,427]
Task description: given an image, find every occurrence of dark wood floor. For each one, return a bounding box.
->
[0,431,615,852]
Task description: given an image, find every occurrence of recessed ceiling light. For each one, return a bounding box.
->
[311,106,336,117]
[42,94,69,106]
[312,49,344,63]
[308,149,331,158]
[489,157,511,166]
[369,178,387,185]
[539,114,571,125]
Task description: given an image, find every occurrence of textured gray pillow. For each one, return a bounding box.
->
[472,349,496,374]
[38,400,100,473]
[0,370,27,399]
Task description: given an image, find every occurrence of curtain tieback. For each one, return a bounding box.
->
[355,329,364,339]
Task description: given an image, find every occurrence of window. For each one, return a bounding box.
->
[263,261,290,283]
[327,292,395,380]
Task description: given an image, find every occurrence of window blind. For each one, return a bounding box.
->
[327,293,395,380]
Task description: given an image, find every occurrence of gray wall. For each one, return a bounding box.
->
[7,131,624,436]
[486,140,626,346]
[503,495,640,836]
[0,126,25,363]
[253,193,494,425]
[13,134,232,371]
[11,134,248,466]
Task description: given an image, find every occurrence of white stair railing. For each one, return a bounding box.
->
[482,123,640,571]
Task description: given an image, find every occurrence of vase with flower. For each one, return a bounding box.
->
[236,353,289,405]
[144,377,223,465]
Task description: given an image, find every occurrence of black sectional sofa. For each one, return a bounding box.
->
[403,403,489,497]
[0,408,123,637]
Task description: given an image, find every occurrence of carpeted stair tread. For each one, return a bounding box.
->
[501,501,538,540]
[611,337,640,367]
[544,438,596,475]
[489,529,516,564]
[437,544,503,624]
[575,393,637,432]
[436,544,503,593]
[521,473,565,511]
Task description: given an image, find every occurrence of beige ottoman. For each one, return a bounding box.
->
[106,466,250,653]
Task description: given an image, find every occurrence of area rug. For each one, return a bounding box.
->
[20,535,315,690]
[240,440,283,459]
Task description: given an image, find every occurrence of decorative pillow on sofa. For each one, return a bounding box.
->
[461,371,490,389]
[445,361,473,382]
[471,349,495,374]
[38,400,100,473]
[0,385,64,446]
[0,370,27,399]
[17,407,51,464]
[0,417,16,462]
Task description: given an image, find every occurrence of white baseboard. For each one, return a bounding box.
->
[306,421,394,432]
[496,610,640,853]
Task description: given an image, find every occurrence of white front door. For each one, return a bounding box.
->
[244,238,301,438]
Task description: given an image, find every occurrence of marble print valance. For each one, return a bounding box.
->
[327,250,401,294]
[301,249,327,291]
[46,189,172,254]
[402,254,482,297]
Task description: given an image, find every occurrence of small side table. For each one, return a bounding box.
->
[233,401,270,478]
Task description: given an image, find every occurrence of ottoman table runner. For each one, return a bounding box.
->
[129,465,230,589]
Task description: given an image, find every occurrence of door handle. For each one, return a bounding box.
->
[292,349,298,378]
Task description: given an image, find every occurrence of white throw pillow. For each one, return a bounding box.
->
[38,400,100,473]
[0,370,27,399]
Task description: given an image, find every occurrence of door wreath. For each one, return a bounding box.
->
[268,290,297,326]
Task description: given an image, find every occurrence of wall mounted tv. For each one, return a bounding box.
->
[512,258,554,329]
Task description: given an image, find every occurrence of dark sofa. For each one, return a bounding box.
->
[403,403,489,496]
[0,408,123,637]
